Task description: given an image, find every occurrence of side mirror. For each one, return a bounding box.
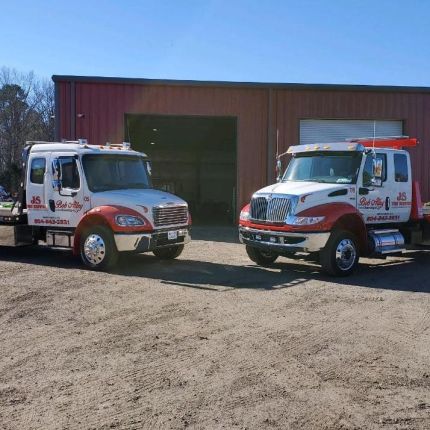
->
[52,159,62,192]
[372,158,383,186]
[276,158,282,182]
[52,159,62,180]
[146,161,152,176]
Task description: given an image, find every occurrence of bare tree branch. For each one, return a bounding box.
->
[0,67,54,192]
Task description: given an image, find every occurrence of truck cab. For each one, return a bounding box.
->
[239,137,430,276]
[0,140,191,269]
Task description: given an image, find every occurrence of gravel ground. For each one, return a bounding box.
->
[0,226,429,430]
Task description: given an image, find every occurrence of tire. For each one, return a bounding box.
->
[80,225,119,270]
[320,230,359,276]
[153,245,184,260]
[246,245,278,266]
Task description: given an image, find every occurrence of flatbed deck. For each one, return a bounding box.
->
[0,203,26,225]
[422,205,430,216]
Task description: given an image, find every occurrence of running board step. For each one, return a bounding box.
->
[46,230,74,248]
[369,229,405,255]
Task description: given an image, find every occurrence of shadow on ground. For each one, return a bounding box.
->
[117,252,430,293]
[190,226,239,244]
[1,243,429,294]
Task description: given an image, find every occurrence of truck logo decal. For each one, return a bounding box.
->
[397,192,407,201]
[392,201,411,207]
[300,193,312,203]
[137,205,149,213]
[28,196,46,210]
[55,200,84,213]
[359,197,384,210]
[367,215,400,222]
[34,218,70,225]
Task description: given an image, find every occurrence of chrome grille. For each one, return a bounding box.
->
[250,196,292,223]
[153,205,188,227]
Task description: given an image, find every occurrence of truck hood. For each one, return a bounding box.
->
[91,188,186,208]
[254,181,356,214]
[256,181,348,196]
[90,188,188,225]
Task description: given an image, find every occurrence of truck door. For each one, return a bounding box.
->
[46,154,87,228]
[27,154,49,225]
[357,152,398,224]
[391,152,412,222]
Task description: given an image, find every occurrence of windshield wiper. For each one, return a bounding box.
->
[94,183,149,191]
[284,179,329,183]
[93,184,124,191]
[125,182,148,189]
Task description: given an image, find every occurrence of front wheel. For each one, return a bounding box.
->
[153,245,184,260]
[320,230,359,276]
[246,245,278,266]
[80,226,119,270]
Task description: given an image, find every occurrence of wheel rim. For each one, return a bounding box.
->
[83,234,106,265]
[335,238,356,271]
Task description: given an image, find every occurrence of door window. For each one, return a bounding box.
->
[59,157,80,189]
[30,158,46,184]
[394,154,408,182]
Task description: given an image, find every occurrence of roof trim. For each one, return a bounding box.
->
[52,75,430,93]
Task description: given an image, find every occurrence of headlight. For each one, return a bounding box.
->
[285,215,325,226]
[239,209,250,221]
[115,215,145,226]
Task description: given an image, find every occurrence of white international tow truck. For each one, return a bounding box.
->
[239,137,430,276]
[0,140,191,269]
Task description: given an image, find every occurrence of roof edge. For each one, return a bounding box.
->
[51,75,430,93]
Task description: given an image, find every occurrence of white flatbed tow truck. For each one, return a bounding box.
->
[239,137,430,276]
[0,139,191,270]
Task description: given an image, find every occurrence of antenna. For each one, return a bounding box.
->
[275,130,290,182]
[372,120,376,155]
[126,116,131,143]
[275,129,281,181]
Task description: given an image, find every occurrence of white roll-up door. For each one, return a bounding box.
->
[299,119,403,145]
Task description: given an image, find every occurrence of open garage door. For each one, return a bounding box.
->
[125,114,237,225]
[300,119,403,145]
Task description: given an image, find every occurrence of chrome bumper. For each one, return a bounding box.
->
[239,226,330,253]
[114,227,191,252]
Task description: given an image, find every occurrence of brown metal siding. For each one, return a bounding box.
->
[274,89,430,200]
[58,82,72,141]
[57,80,269,210]
[56,78,430,205]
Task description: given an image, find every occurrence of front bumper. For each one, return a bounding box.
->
[114,227,191,252]
[239,226,330,253]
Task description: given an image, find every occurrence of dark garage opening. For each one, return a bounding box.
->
[125,114,237,225]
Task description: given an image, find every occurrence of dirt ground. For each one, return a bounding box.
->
[0,226,429,430]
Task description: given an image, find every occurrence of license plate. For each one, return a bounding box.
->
[168,230,178,240]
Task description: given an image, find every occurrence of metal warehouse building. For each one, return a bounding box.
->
[53,75,430,223]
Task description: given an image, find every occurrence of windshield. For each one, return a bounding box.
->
[283,151,362,184]
[82,154,151,192]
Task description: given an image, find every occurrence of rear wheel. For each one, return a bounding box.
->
[320,230,359,276]
[80,226,119,270]
[246,245,278,266]
[153,245,184,260]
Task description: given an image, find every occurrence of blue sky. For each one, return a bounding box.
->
[1,0,429,86]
